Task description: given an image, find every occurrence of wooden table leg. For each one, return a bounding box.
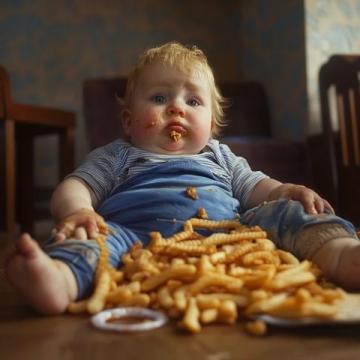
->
[5,118,15,236]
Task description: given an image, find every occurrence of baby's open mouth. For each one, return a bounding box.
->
[170,130,182,142]
[167,123,187,142]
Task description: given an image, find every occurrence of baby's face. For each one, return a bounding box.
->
[122,63,213,154]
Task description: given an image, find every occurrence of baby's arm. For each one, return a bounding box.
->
[246,178,333,214]
[50,177,106,241]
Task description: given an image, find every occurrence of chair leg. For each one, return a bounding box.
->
[16,127,35,234]
[5,119,16,236]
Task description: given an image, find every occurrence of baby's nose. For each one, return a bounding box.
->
[167,103,185,117]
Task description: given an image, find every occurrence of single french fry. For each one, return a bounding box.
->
[200,308,218,324]
[87,270,111,314]
[245,320,267,336]
[141,264,197,292]
[181,297,201,333]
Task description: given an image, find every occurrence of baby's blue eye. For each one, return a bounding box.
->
[151,94,166,104]
[187,98,200,107]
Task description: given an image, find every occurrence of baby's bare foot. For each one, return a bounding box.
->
[4,233,78,315]
[312,237,360,290]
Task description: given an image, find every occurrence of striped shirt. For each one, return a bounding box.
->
[69,139,268,212]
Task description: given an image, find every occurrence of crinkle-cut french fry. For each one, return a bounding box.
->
[276,249,300,264]
[158,286,174,309]
[202,231,267,247]
[108,269,124,283]
[219,243,260,264]
[106,287,132,304]
[87,270,111,314]
[126,293,151,307]
[217,300,237,324]
[164,230,195,243]
[156,242,216,256]
[245,320,267,336]
[197,293,248,308]
[171,258,186,266]
[148,231,167,251]
[295,288,312,302]
[197,207,208,219]
[242,251,280,266]
[70,216,348,336]
[67,299,88,313]
[130,270,151,282]
[173,287,188,311]
[184,218,243,232]
[187,273,243,295]
[200,308,218,323]
[181,297,201,333]
[300,301,338,318]
[209,251,227,264]
[269,271,316,290]
[141,264,197,292]
[198,255,216,275]
[254,238,276,251]
[249,289,269,302]
[196,294,221,309]
[246,293,289,315]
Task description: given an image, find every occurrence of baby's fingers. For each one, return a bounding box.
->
[74,227,88,240]
[301,192,318,214]
[53,221,76,242]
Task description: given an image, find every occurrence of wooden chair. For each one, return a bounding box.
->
[0,65,76,238]
[317,54,360,225]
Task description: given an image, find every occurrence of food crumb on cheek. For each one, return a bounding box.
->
[146,120,157,128]
[145,115,159,129]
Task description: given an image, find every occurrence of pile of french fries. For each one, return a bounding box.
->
[68,217,346,335]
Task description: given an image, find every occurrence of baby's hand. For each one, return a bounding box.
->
[53,208,108,242]
[268,183,334,215]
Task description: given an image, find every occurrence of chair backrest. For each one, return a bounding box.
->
[319,54,360,221]
[0,71,5,230]
[83,78,271,150]
[83,77,127,150]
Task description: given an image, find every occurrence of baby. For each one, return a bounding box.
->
[5,42,360,315]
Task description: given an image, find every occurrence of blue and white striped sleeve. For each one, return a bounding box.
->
[219,143,269,210]
[67,140,129,204]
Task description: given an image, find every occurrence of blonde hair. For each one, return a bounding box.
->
[124,42,227,137]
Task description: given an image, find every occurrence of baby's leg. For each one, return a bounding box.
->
[5,224,141,315]
[240,199,360,289]
[311,236,360,289]
[4,233,77,315]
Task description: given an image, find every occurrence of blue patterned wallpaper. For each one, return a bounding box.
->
[2,0,357,186]
[0,0,242,185]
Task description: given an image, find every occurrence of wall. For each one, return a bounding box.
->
[305,0,360,134]
[0,0,242,186]
[238,0,308,141]
[3,0,356,188]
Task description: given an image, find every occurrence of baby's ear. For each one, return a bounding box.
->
[121,108,131,137]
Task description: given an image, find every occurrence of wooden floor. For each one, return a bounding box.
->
[2,241,360,359]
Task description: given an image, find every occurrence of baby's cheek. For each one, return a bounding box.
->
[145,113,160,129]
